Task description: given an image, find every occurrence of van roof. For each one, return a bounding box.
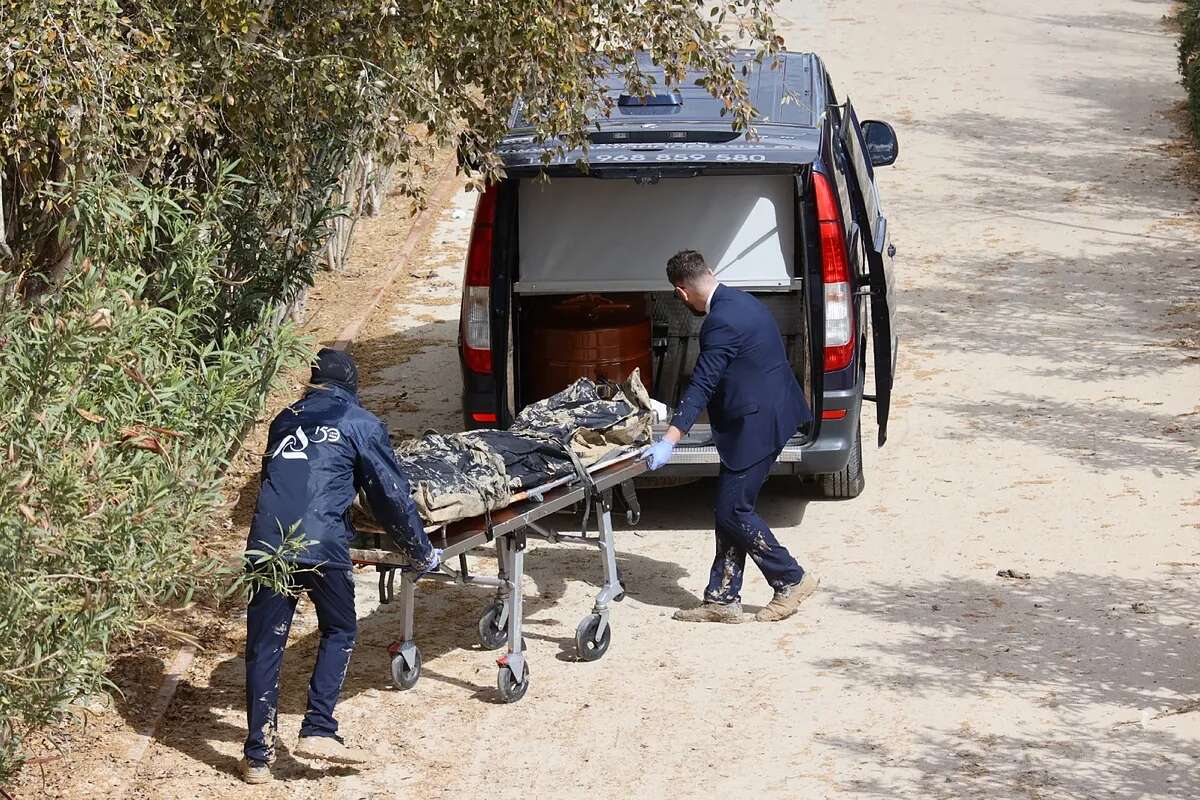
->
[498,51,826,172]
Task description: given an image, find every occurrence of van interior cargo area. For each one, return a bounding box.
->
[514,291,811,436]
[507,171,814,447]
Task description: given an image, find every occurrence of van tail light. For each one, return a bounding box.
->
[461,185,498,374]
[813,171,854,373]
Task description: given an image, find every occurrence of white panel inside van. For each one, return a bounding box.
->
[516,174,795,293]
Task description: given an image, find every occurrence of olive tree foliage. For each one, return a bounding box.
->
[3,0,779,302]
[0,0,778,778]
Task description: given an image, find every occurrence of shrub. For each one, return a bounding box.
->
[1180,1,1200,140]
[0,171,306,777]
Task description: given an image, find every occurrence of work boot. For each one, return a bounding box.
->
[672,601,747,623]
[240,758,271,785]
[756,572,820,622]
[294,734,370,765]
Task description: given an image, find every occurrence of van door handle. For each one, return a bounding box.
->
[887,243,897,258]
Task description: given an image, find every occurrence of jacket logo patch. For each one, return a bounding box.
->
[271,426,310,460]
[313,426,341,443]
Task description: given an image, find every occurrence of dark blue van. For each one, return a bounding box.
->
[458,51,898,498]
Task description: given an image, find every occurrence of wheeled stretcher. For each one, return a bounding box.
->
[349,451,646,703]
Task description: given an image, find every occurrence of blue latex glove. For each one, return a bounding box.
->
[415,548,443,576]
[643,439,675,471]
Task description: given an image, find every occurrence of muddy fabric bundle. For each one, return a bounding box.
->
[468,430,573,490]
[394,432,511,526]
[396,370,652,524]
[509,370,652,465]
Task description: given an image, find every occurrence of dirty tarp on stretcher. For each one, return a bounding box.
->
[396,370,653,524]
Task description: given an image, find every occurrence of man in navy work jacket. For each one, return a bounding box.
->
[643,250,820,624]
[241,348,437,784]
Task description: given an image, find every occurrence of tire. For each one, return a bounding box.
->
[574,614,612,662]
[390,647,421,690]
[477,602,509,651]
[496,665,530,703]
[814,420,865,499]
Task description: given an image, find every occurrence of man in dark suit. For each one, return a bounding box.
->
[643,250,820,623]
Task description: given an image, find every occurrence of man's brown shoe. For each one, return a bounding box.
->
[240,758,272,784]
[755,572,820,622]
[294,735,370,765]
[672,601,747,623]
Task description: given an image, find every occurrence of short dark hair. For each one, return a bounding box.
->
[666,250,710,287]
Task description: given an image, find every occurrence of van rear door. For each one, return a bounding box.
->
[839,102,896,446]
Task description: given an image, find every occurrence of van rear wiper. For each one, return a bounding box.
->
[593,167,705,181]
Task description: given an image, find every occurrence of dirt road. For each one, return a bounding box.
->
[93,2,1200,798]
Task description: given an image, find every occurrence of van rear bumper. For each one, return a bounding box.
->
[461,368,496,428]
[797,387,860,474]
[654,386,861,476]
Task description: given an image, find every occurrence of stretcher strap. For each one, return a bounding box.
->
[563,447,596,534]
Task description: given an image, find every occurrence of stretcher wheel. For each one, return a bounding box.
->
[390,647,421,690]
[574,614,611,662]
[496,665,529,703]
[477,602,509,650]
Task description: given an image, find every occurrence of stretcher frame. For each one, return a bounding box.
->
[349,453,646,703]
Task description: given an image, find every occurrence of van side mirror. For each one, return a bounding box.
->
[860,120,899,167]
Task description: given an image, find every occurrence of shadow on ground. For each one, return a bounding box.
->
[814,571,1200,799]
[893,51,1200,477]
[900,11,1199,405]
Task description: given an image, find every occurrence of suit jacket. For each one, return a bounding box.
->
[670,284,812,470]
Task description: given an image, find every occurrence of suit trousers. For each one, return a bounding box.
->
[244,567,356,762]
[705,449,805,603]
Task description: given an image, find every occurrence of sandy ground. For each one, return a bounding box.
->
[13,1,1200,798]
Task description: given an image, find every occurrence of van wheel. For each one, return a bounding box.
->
[814,421,865,499]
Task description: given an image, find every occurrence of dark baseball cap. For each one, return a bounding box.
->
[311,347,358,393]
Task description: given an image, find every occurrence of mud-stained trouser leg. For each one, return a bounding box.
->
[704,523,747,604]
[704,449,804,604]
[298,568,357,740]
[244,584,300,762]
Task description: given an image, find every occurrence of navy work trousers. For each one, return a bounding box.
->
[705,449,805,603]
[244,568,356,763]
